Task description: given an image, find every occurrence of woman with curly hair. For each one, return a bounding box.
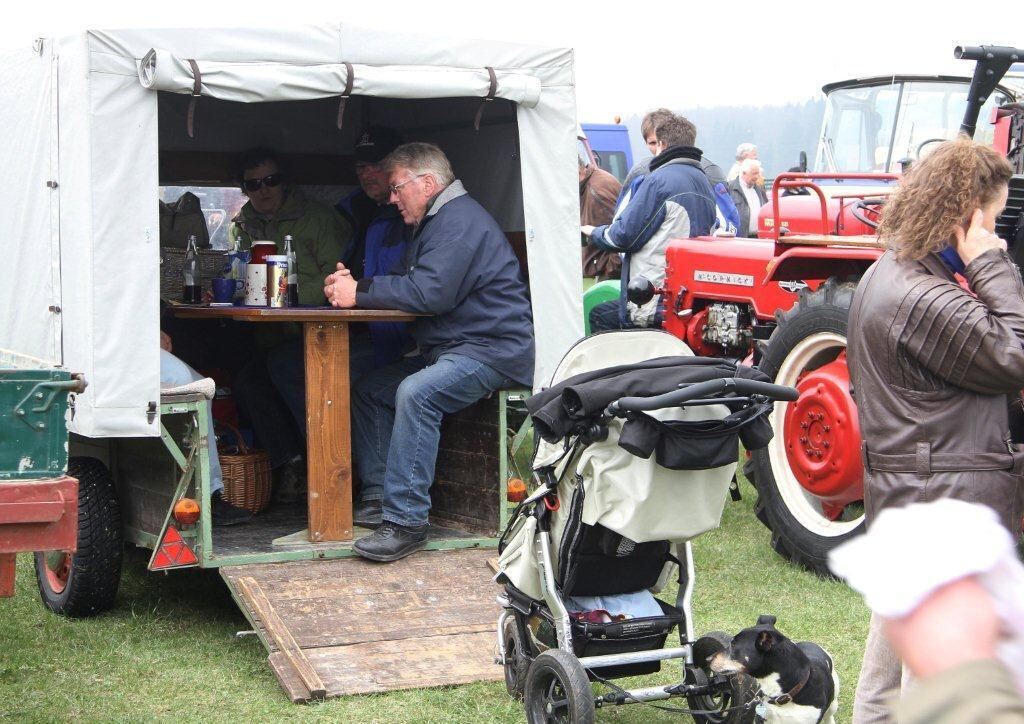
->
[846,137,1020,723]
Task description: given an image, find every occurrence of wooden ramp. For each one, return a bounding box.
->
[221,548,502,702]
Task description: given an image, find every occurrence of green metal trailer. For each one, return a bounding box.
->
[0,351,84,599]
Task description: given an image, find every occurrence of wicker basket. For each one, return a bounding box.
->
[216,422,272,514]
[161,247,229,301]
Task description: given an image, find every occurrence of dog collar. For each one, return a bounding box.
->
[765,667,810,706]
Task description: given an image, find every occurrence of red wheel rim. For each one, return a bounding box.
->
[783,353,864,518]
[43,551,71,594]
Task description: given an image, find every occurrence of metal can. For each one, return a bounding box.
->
[266,255,289,308]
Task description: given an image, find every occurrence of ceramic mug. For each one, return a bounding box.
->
[244,264,268,306]
[211,277,237,303]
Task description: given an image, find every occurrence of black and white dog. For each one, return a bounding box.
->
[709,615,838,724]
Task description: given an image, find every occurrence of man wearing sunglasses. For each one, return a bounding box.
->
[229,147,351,300]
[324,142,534,562]
[229,147,353,504]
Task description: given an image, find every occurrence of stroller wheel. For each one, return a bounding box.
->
[503,616,529,700]
[686,632,758,724]
[524,649,594,724]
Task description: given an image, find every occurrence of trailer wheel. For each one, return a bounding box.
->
[749,278,865,576]
[687,632,757,724]
[34,457,123,617]
[524,649,594,724]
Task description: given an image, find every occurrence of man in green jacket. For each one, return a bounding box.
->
[229,148,352,502]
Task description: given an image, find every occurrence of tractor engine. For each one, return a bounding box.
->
[701,303,753,354]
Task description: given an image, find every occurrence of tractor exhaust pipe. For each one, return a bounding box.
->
[955,45,1024,138]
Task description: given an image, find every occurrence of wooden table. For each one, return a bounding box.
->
[171,306,419,542]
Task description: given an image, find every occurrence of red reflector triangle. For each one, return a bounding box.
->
[151,526,199,569]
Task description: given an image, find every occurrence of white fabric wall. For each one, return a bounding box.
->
[57,34,161,437]
[0,43,61,364]
[20,25,584,437]
[517,83,585,378]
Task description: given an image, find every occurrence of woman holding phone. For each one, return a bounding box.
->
[845,137,1021,723]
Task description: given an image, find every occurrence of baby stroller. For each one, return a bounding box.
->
[494,330,798,723]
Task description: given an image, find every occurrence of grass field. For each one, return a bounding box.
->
[0,475,869,722]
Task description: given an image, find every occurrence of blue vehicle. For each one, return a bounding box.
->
[581,123,633,183]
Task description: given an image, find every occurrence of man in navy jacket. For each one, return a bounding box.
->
[335,125,411,367]
[325,142,535,561]
[583,115,717,331]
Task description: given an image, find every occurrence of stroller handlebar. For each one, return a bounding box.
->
[609,377,799,414]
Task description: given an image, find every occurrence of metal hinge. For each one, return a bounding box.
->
[48,305,61,314]
[46,181,58,189]
[147,401,158,424]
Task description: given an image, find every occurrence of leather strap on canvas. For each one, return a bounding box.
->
[473,66,498,131]
[186,59,201,139]
[336,62,354,130]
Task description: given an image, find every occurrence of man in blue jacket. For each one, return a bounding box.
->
[583,115,718,332]
[335,125,410,368]
[324,142,535,562]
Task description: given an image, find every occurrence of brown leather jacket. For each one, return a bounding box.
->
[847,248,1024,531]
[580,165,622,280]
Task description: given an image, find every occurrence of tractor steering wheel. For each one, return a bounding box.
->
[850,199,884,230]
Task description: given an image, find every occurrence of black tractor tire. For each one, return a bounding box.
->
[749,278,865,576]
[524,649,595,724]
[34,457,123,617]
[503,614,530,701]
[687,631,758,724]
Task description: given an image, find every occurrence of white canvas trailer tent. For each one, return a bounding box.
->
[0,24,584,698]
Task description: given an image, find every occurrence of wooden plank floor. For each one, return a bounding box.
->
[221,548,502,701]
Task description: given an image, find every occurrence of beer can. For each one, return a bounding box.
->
[266,255,289,308]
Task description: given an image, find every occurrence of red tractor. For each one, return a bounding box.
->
[659,45,1024,575]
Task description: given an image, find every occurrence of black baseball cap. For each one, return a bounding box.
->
[353,125,404,164]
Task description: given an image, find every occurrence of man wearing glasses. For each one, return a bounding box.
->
[324,142,535,562]
[229,148,352,504]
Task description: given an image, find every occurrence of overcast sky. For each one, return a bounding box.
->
[2,0,1020,121]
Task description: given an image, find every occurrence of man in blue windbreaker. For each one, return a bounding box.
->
[335,125,411,368]
[583,115,718,332]
[325,142,535,562]
[261,128,411,501]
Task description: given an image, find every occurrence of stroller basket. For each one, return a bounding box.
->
[505,583,683,679]
[567,597,683,678]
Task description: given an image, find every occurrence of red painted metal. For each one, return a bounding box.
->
[0,477,78,556]
[43,551,71,594]
[767,173,900,241]
[783,355,863,518]
[150,526,198,570]
[993,105,1014,156]
[0,553,15,597]
[764,245,883,285]
[663,237,801,334]
[683,309,719,357]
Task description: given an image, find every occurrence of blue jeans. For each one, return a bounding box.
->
[352,353,512,527]
[159,350,223,494]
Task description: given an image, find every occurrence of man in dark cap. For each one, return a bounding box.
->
[262,128,412,504]
[330,126,412,369]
